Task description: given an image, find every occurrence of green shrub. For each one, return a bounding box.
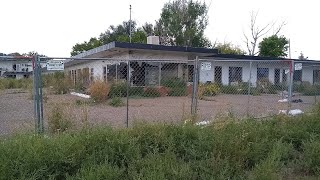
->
[161,77,186,88]
[143,87,161,97]
[109,82,145,97]
[109,96,125,107]
[220,85,239,94]
[202,83,220,96]
[109,82,127,97]
[129,87,144,96]
[3,111,320,179]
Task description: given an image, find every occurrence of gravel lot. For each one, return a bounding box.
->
[1,89,318,135]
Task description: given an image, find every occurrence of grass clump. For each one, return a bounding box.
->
[88,80,110,103]
[109,96,125,107]
[48,104,73,133]
[2,106,320,179]
[43,72,71,94]
[0,78,32,90]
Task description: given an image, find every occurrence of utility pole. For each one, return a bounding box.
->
[129,5,132,43]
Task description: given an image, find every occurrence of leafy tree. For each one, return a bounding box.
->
[215,42,246,55]
[157,0,211,47]
[258,35,289,57]
[71,21,147,56]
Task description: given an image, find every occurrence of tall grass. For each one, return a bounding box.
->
[0,78,32,90]
[1,110,320,179]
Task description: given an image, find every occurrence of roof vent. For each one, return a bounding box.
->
[147,36,160,45]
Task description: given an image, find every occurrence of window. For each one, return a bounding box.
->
[214,66,222,84]
[313,70,320,85]
[188,65,194,82]
[293,70,302,82]
[103,66,107,82]
[90,68,94,82]
[257,68,269,81]
[282,69,287,83]
[229,67,242,84]
[274,69,280,84]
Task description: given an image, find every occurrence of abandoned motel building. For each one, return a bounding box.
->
[1,36,320,88]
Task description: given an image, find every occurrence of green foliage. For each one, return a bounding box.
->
[43,72,71,94]
[48,105,73,133]
[6,100,320,179]
[158,0,211,47]
[256,79,278,94]
[293,82,320,96]
[259,35,289,57]
[202,83,221,96]
[3,112,320,179]
[0,78,32,90]
[162,78,187,96]
[109,82,144,97]
[109,82,127,97]
[216,42,246,55]
[161,78,186,88]
[71,21,147,56]
[109,96,125,107]
[143,87,161,97]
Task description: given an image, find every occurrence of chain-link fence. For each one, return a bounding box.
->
[1,55,320,134]
[0,56,36,134]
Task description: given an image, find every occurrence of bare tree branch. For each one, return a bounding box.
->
[243,11,285,56]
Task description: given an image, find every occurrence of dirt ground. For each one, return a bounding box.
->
[0,89,319,135]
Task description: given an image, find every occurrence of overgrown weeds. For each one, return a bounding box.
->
[2,106,320,179]
[88,80,110,103]
[47,104,73,133]
[0,78,32,90]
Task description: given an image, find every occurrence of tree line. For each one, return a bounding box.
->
[70,0,290,58]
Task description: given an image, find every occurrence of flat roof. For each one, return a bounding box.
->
[205,54,319,62]
[73,41,218,58]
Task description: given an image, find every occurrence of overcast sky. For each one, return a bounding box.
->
[0,0,319,59]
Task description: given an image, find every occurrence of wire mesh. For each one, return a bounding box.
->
[2,56,320,135]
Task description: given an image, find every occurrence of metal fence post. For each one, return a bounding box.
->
[191,56,199,115]
[38,56,44,133]
[32,56,37,133]
[247,61,252,116]
[159,62,161,87]
[33,55,44,133]
[126,60,130,128]
[288,59,294,110]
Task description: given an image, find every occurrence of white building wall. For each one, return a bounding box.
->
[199,60,298,86]
[65,53,130,79]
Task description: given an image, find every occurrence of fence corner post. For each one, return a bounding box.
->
[191,56,199,116]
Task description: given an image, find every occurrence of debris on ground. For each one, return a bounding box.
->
[279,109,304,116]
[70,92,91,99]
